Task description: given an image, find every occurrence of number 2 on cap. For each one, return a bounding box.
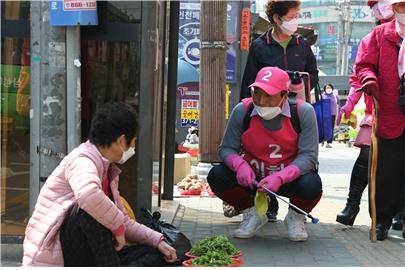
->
[261,71,272,81]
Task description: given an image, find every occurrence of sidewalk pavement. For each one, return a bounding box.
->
[1,142,404,267]
[173,142,405,267]
[173,198,404,267]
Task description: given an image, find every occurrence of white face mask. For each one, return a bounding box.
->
[372,1,394,21]
[396,12,405,25]
[117,146,135,164]
[325,88,333,94]
[253,99,284,120]
[280,18,298,36]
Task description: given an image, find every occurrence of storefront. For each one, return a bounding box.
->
[1,0,175,240]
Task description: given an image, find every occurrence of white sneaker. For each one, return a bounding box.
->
[234,206,268,239]
[284,208,308,241]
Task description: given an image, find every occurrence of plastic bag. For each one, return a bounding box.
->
[141,208,192,266]
[254,191,268,220]
[312,82,332,142]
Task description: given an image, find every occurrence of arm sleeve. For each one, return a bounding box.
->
[355,29,379,85]
[349,35,370,89]
[240,43,259,100]
[66,157,125,233]
[116,197,163,247]
[304,42,319,90]
[291,102,319,175]
[218,103,246,162]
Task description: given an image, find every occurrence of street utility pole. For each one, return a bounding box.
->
[197,1,227,177]
[341,1,351,75]
[336,4,343,75]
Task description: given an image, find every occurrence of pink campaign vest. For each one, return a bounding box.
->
[241,98,300,179]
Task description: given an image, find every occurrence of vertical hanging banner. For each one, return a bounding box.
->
[240,8,251,51]
[49,0,98,26]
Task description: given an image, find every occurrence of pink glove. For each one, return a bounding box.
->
[224,154,256,189]
[337,104,352,126]
[257,165,300,193]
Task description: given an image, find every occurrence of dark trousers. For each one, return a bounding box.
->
[207,164,322,213]
[327,115,336,143]
[372,130,405,229]
[60,205,165,266]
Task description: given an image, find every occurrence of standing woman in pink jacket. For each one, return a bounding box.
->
[23,102,177,266]
[336,0,395,227]
[355,0,405,241]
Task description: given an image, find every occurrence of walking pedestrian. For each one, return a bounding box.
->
[23,102,177,266]
[355,0,405,240]
[208,67,322,241]
[321,84,339,148]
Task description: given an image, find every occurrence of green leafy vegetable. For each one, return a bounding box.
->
[190,251,235,267]
[190,235,240,256]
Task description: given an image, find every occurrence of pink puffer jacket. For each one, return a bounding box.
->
[22,141,162,266]
[355,20,405,139]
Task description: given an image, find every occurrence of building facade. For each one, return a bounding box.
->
[1,0,176,240]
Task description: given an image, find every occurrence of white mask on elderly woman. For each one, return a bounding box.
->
[371,0,394,20]
[279,18,298,36]
[325,88,333,95]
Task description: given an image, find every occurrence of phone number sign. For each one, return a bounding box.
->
[64,0,96,10]
[50,0,98,26]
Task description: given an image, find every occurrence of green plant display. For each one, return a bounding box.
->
[189,235,240,256]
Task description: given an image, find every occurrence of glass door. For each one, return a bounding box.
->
[1,1,31,236]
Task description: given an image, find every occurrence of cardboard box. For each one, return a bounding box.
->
[173,153,192,184]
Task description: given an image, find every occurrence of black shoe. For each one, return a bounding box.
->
[267,195,279,222]
[391,212,404,230]
[266,210,278,222]
[336,205,359,226]
[337,156,368,226]
[370,224,388,241]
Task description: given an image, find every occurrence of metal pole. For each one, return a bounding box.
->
[162,0,180,200]
[336,4,343,75]
[157,0,168,207]
[341,1,351,75]
[30,1,67,213]
[29,1,41,215]
[136,1,155,223]
[66,26,81,153]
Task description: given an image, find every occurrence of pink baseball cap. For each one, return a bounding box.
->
[249,66,290,95]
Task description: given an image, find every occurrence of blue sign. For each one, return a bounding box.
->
[50,0,98,26]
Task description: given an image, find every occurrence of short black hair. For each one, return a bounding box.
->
[323,84,334,92]
[89,102,138,147]
[266,0,301,24]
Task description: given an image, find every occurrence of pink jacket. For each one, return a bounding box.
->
[23,141,162,266]
[348,33,374,116]
[355,20,405,139]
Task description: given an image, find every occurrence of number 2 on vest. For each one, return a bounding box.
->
[269,144,282,159]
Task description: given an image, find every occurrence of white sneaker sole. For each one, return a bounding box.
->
[233,219,268,239]
[288,235,308,242]
[284,219,308,242]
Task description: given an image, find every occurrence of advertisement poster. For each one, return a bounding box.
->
[177,1,239,129]
[178,1,238,84]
